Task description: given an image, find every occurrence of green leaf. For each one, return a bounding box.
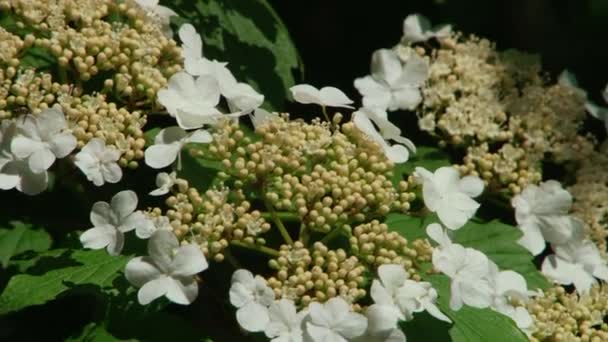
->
[179,149,224,191]
[0,249,129,314]
[392,146,450,186]
[452,219,550,290]
[19,46,57,70]
[424,274,528,342]
[0,221,52,268]
[384,213,437,241]
[164,0,302,110]
[67,323,133,342]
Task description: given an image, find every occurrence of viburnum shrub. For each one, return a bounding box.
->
[1,2,608,342]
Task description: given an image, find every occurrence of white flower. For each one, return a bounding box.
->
[414,166,484,230]
[229,269,275,332]
[74,138,122,186]
[352,107,416,163]
[487,262,534,332]
[149,171,177,196]
[10,106,76,174]
[541,238,608,294]
[144,127,212,169]
[290,84,354,108]
[265,299,307,342]
[157,71,222,129]
[135,0,177,38]
[305,297,368,342]
[367,264,449,335]
[354,49,428,112]
[178,24,264,113]
[401,14,451,45]
[125,230,208,305]
[512,181,583,255]
[0,121,49,195]
[80,190,152,255]
[427,224,493,310]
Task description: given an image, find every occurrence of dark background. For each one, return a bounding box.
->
[272,0,608,106]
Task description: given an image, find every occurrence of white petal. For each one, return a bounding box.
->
[398,54,429,87]
[365,304,400,334]
[458,176,484,198]
[426,223,451,246]
[195,75,221,107]
[125,256,162,287]
[11,136,41,159]
[237,302,270,332]
[48,132,77,158]
[155,126,188,145]
[186,129,213,144]
[148,230,179,272]
[333,311,368,339]
[370,280,393,305]
[111,190,138,220]
[179,23,202,62]
[384,144,409,163]
[378,264,408,292]
[145,143,181,169]
[517,222,546,256]
[175,107,221,130]
[165,277,199,305]
[371,49,403,87]
[90,201,112,226]
[290,84,321,105]
[120,211,148,233]
[80,225,116,250]
[106,230,125,256]
[170,244,208,277]
[354,76,391,110]
[230,282,254,308]
[390,86,422,111]
[29,148,55,173]
[100,162,123,184]
[138,276,170,305]
[496,271,528,298]
[422,301,451,323]
[16,167,48,195]
[319,87,354,108]
[37,106,68,135]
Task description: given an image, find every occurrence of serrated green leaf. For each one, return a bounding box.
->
[392,146,450,186]
[424,274,528,342]
[0,221,52,268]
[452,220,550,291]
[163,0,302,110]
[0,249,129,314]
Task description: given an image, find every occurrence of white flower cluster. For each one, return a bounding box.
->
[512,181,608,293]
[80,189,208,305]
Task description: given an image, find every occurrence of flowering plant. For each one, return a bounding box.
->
[1,2,608,342]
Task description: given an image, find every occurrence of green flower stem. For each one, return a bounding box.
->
[321,106,331,123]
[230,240,280,258]
[263,197,294,245]
[321,225,348,245]
[260,211,299,222]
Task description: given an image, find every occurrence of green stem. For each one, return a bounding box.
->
[321,225,348,245]
[261,211,299,222]
[321,106,331,123]
[230,240,280,258]
[263,197,294,245]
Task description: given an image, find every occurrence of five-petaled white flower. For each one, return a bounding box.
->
[352,107,416,163]
[511,180,583,255]
[11,106,76,174]
[149,171,177,196]
[401,14,452,45]
[74,138,122,186]
[144,127,212,170]
[367,264,449,335]
[264,299,307,342]
[290,84,354,109]
[305,296,368,342]
[80,190,152,255]
[354,49,428,112]
[0,121,49,195]
[125,230,208,305]
[414,166,484,230]
[427,223,493,310]
[229,269,275,332]
[157,71,222,129]
[134,0,177,38]
[542,238,608,294]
